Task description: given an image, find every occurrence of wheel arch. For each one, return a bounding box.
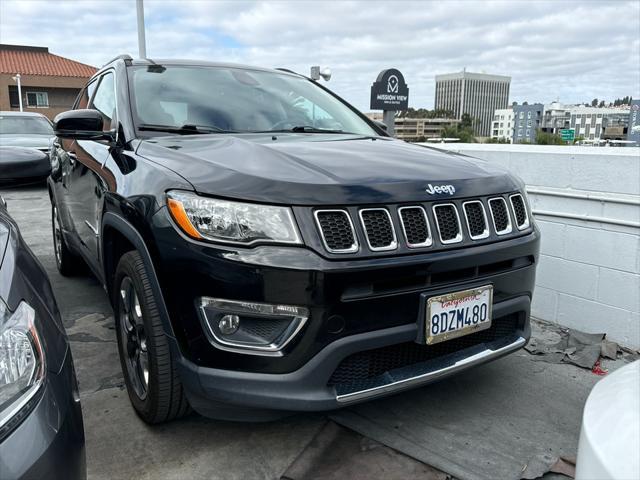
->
[101,212,177,339]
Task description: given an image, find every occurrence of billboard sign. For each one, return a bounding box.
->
[370,69,409,111]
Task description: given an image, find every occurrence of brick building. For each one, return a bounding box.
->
[0,44,96,120]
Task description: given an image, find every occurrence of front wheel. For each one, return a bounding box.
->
[114,250,190,423]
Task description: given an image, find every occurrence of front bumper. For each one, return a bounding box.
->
[0,349,85,480]
[150,206,540,416]
[0,156,50,186]
[177,295,530,417]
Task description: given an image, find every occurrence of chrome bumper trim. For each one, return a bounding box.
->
[336,335,526,404]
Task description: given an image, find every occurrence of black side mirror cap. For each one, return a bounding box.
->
[53,109,112,141]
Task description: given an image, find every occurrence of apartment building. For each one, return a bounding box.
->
[491,107,514,142]
[0,44,96,120]
[513,103,544,143]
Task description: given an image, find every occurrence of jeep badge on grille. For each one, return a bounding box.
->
[425,184,456,195]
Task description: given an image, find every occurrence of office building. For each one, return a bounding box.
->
[434,69,511,137]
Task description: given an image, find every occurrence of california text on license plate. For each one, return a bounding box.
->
[426,285,493,345]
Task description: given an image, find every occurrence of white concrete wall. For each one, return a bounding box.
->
[427,144,640,349]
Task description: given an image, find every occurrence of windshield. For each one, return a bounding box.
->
[128,65,377,136]
[0,115,53,135]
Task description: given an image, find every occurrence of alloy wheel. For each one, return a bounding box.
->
[118,276,149,400]
[52,206,63,266]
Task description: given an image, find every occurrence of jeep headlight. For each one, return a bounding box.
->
[0,300,45,432]
[167,191,302,245]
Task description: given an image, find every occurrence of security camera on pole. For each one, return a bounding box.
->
[370,69,409,136]
[310,66,332,82]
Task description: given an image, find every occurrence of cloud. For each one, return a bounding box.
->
[1,0,638,110]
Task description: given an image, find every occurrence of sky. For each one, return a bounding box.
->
[1,0,638,112]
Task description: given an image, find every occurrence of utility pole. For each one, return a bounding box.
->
[136,0,147,58]
[12,74,22,112]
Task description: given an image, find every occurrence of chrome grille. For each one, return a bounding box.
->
[315,210,358,253]
[359,209,397,251]
[510,194,529,230]
[312,192,528,254]
[399,206,432,247]
[463,201,489,240]
[432,204,462,244]
[488,198,512,235]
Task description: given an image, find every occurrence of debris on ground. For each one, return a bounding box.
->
[591,360,608,376]
[525,320,622,371]
[520,454,576,479]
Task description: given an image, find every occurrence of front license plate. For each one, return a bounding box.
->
[426,285,493,345]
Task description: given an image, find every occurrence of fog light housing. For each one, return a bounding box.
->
[198,298,309,356]
[219,315,240,335]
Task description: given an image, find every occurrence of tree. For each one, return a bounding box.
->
[591,98,598,107]
[400,108,454,119]
[440,115,477,143]
[534,129,565,145]
[460,113,474,129]
[485,137,510,144]
[598,100,605,107]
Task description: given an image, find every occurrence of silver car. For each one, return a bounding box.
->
[0,111,54,151]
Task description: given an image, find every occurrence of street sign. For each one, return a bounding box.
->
[560,129,575,141]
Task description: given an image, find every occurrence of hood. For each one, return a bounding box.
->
[136,134,519,205]
[0,134,52,150]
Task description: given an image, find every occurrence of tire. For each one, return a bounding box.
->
[113,250,190,424]
[51,204,83,276]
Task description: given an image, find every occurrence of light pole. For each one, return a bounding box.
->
[136,0,147,58]
[11,74,23,112]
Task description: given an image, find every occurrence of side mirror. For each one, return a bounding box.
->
[53,109,111,141]
[0,195,6,210]
[374,120,388,132]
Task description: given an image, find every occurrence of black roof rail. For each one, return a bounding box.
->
[275,68,302,76]
[102,54,133,68]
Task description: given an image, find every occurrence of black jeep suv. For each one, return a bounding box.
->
[48,55,539,423]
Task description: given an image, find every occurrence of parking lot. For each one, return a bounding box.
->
[1,184,635,480]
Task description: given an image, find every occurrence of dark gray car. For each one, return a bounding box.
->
[0,195,85,480]
[0,112,54,184]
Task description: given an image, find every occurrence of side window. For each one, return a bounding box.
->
[90,72,116,131]
[75,81,97,109]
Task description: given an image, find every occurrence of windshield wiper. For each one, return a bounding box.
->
[138,124,237,135]
[265,126,350,134]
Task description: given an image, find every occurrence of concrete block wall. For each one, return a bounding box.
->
[427,144,640,349]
